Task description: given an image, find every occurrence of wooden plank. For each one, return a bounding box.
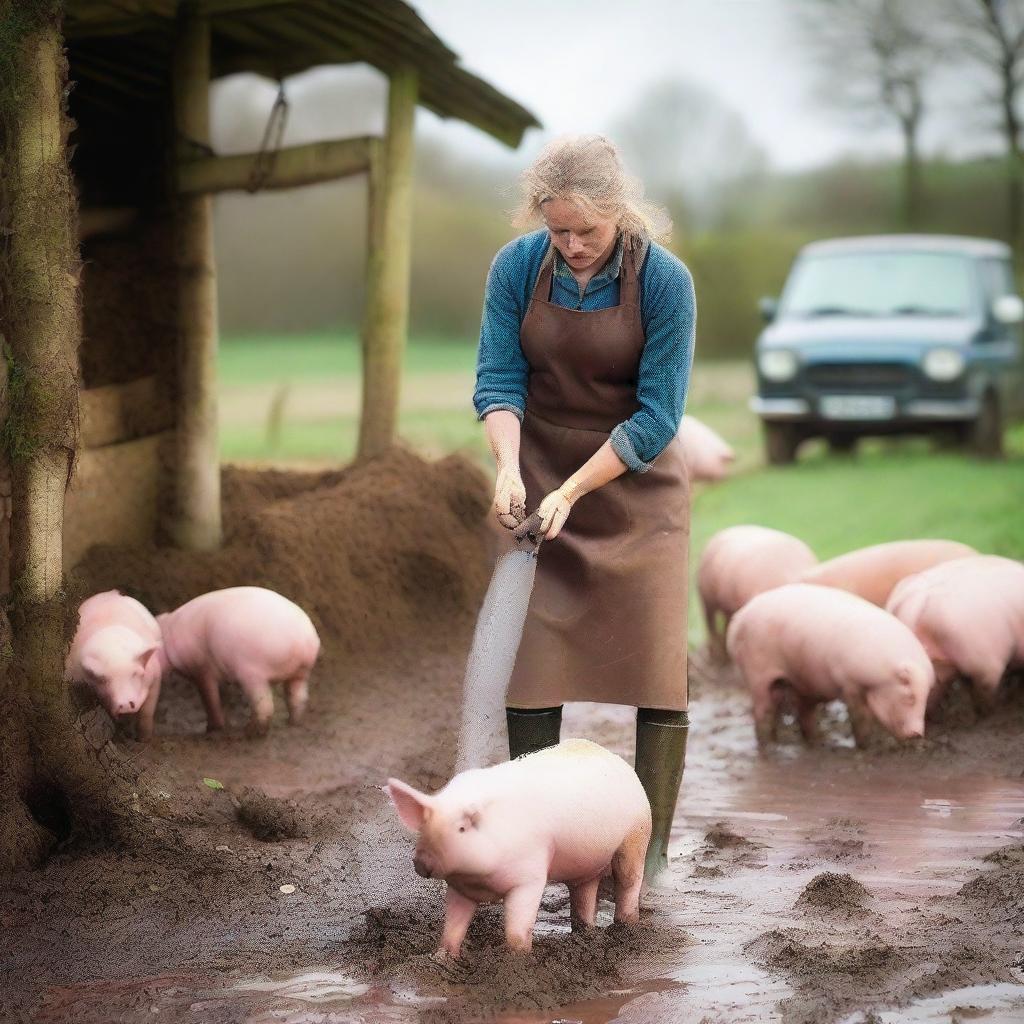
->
[80,376,175,448]
[178,135,373,194]
[64,433,169,569]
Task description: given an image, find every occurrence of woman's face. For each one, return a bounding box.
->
[541,198,618,275]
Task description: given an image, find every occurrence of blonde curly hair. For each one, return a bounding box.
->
[512,134,671,245]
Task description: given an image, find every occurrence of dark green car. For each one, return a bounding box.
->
[751,235,1024,464]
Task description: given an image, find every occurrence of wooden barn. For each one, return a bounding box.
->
[0,0,537,605]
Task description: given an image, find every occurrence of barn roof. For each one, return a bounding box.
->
[64,0,539,147]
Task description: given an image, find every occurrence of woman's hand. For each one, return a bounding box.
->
[536,486,574,540]
[494,467,527,530]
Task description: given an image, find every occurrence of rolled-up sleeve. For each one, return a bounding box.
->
[473,246,530,421]
[610,251,696,473]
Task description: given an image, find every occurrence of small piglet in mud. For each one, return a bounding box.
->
[65,590,164,739]
[726,583,934,747]
[800,539,977,608]
[385,739,651,958]
[678,415,735,483]
[157,586,319,737]
[887,555,1024,711]
[698,525,818,662]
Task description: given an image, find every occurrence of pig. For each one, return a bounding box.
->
[698,525,818,662]
[156,586,319,737]
[800,539,977,608]
[886,555,1024,710]
[65,590,165,740]
[385,738,651,958]
[678,415,735,483]
[726,583,934,747]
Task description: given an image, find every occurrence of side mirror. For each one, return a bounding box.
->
[758,296,779,324]
[992,294,1024,325]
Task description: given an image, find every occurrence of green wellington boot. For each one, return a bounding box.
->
[506,706,563,760]
[634,708,689,884]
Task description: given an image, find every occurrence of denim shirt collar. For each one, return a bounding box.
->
[552,233,625,288]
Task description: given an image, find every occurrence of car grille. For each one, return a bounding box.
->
[804,363,914,392]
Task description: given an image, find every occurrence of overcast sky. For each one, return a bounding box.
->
[406,0,990,171]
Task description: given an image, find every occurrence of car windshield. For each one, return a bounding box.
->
[780,251,975,318]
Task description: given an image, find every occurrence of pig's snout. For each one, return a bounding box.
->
[114,698,138,715]
[413,854,432,878]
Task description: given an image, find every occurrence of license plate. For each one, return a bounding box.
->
[819,395,896,420]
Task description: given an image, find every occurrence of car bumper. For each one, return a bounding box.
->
[750,395,981,424]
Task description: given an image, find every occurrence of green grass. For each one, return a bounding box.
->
[219,333,1024,645]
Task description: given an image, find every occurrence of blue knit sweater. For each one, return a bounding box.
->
[473,229,696,472]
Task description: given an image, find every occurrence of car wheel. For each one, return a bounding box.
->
[827,434,858,455]
[764,422,799,465]
[965,391,1004,458]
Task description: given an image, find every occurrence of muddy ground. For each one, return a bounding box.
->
[2,450,1023,1023]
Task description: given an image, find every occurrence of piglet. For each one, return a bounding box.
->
[698,525,817,662]
[678,415,736,483]
[65,590,164,740]
[385,739,651,957]
[800,539,977,607]
[886,555,1024,710]
[157,586,319,736]
[726,583,934,747]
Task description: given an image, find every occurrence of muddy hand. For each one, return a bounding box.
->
[493,467,527,530]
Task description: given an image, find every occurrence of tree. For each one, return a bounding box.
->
[944,0,1024,250]
[610,79,767,233]
[794,0,939,227]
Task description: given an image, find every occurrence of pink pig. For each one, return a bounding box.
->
[698,525,818,661]
[726,583,934,747]
[678,415,735,483]
[800,539,977,607]
[157,586,319,736]
[65,590,164,740]
[886,555,1024,709]
[385,739,651,957]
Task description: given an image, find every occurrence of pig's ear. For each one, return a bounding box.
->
[384,779,432,831]
[136,643,160,666]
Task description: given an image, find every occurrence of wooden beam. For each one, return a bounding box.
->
[80,375,175,448]
[358,66,417,458]
[177,135,373,194]
[170,1,221,550]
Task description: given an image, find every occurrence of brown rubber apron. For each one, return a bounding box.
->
[506,242,690,711]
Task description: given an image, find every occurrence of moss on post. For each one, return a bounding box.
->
[358,67,418,459]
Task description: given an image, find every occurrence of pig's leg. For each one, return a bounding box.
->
[569,875,601,931]
[612,821,648,924]
[503,877,547,953]
[796,698,820,744]
[136,675,161,742]
[846,695,878,749]
[750,681,781,748]
[437,886,477,959]
[241,676,275,738]
[704,600,726,663]
[284,672,310,725]
[195,672,226,733]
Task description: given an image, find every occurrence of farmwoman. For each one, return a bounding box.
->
[473,134,696,881]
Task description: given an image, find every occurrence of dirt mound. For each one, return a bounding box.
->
[72,448,492,664]
[703,822,754,849]
[351,898,690,1020]
[796,871,870,912]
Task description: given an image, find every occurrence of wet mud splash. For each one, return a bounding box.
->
[2,461,1024,1023]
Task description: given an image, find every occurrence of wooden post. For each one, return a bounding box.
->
[171,1,221,549]
[4,19,80,606]
[358,67,418,459]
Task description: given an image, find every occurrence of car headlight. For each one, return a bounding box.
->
[922,348,965,381]
[758,349,798,382]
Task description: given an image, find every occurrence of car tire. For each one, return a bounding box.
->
[965,391,1004,459]
[827,434,858,455]
[764,422,799,465]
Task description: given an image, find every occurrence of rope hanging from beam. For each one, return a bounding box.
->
[247,81,289,193]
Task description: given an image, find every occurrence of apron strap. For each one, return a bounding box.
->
[619,239,640,306]
[531,245,556,306]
